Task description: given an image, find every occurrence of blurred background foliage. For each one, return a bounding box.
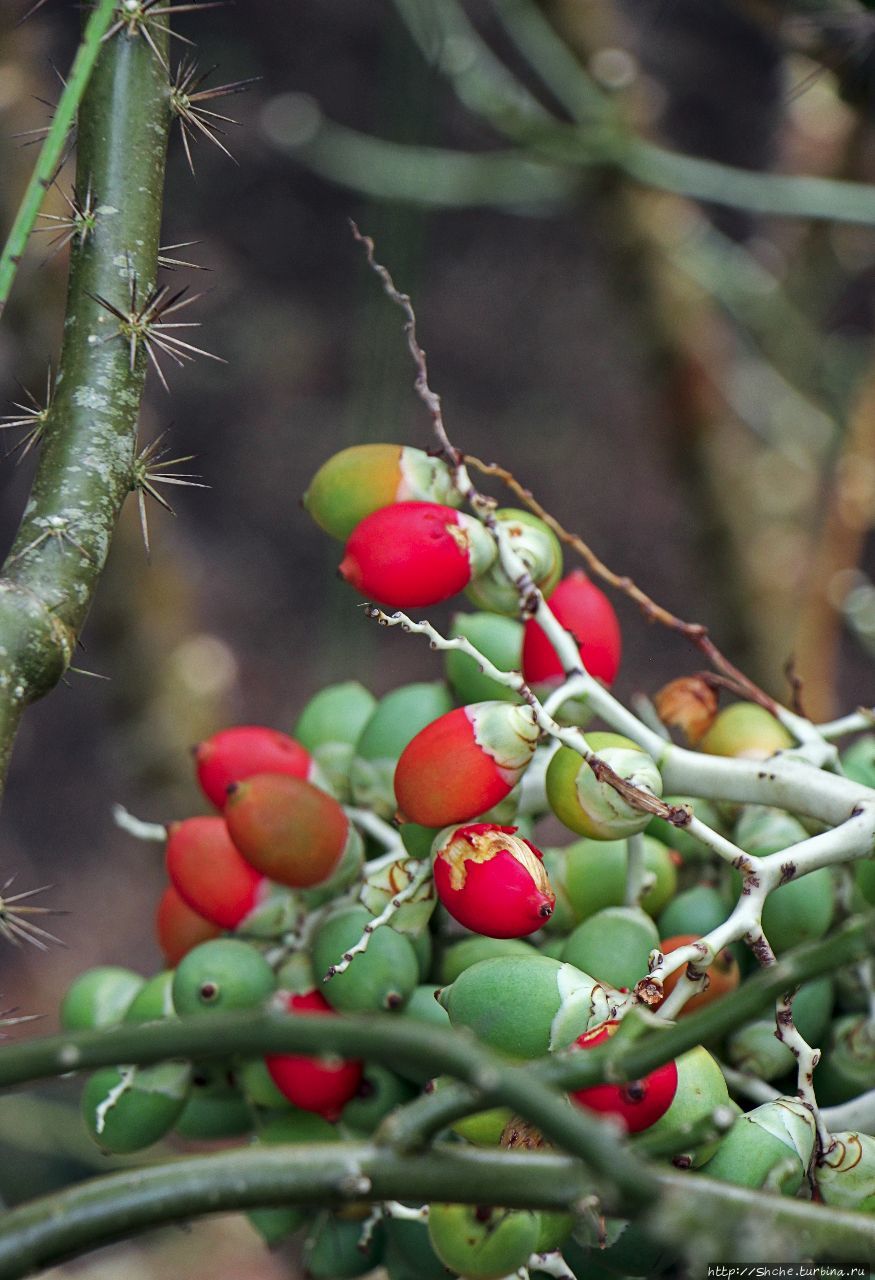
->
[2,0,875,1273]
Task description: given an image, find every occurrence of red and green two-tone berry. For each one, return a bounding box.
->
[225,772,351,888]
[194,725,314,809]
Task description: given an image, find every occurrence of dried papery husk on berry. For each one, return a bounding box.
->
[562,907,660,991]
[339,501,496,608]
[311,905,420,1012]
[560,834,678,924]
[726,977,834,1079]
[60,966,145,1031]
[247,1108,342,1244]
[546,733,663,840]
[698,701,794,759]
[570,1019,678,1134]
[174,1062,252,1141]
[522,570,622,693]
[634,1045,731,1164]
[350,681,453,819]
[437,953,612,1058]
[224,772,350,888]
[653,675,719,746]
[394,701,539,828]
[293,680,377,801]
[155,885,222,967]
[165,815,268,929]
[82,1062,193,1154]
[359,853,436,935]
[657,933,740,1016]
[815,1013,875,1105]
[698,1097,816,1194]
[172,938,276,1017]
[445,611,524,705]
[304,1210,386,1279]
[303,443,461,541]
[431,823,555,939]
[265,988,364,1120]
[427,1203,540,1280]
[731,807,835,954]
[815,1132,875,1211]
[194,725,315,810]
[465,508,563,615]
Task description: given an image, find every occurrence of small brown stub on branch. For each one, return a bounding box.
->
[653,675,719,745]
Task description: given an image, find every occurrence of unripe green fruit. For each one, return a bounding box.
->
[304,1210,385,1278]
[385,1216,448,1280]
[175,1064,252,1140]
[855,856,875,907]
[236,1057,292,1111]
[311,907,419,1012]
[646,796,726,862]
[815,1014,875,1105]
[534,1210,575,1253]
[699,702,794,759]
[427,1203,540,1280]
[840,734,875,788]
[438,954,611,1057]
[547,734,663,840]
[397,984,450,1084]
[657,885,732,939]
[124,970,176,1022]
[452,1104,513,1145]
[465,509,562,616]
[293,680,377,801]
[734,805,808,856]
[172,939,276,1016]
[562,907,659,990]
[699,1098,816,1194]
[350,682,454,818]
[636,1046,730,1163]
[445,612,524,705]
[439,935,537,985]
[341,1064,416,1133]
[82,1062,192,1153]
[563,835,677,923]
[60,966,144,1031]
[538,848,577,934]
[538,935,566,959]
[248,1110,340,1245]
[816,1132,875,1212]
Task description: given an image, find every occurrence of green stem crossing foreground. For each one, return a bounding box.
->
[0,0,118,314]
[0,18,171,796]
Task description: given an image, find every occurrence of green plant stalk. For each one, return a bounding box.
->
[0,21,171,794]
[2,1141,875,1279]
[0,0,118,314]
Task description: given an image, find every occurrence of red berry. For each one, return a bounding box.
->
[522,571,621,687]
[225,773,349,888]
[571,1021,677,1132]
[394,702,539,827]
[433,824,555,938]
[265,990,363,1121]
[194,726,313,810]
[165,816,267,929]
[338,502,495,608]
[155,885,221,967]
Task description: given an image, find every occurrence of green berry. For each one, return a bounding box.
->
[172,939,276,1016]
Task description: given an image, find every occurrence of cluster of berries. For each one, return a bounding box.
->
[56,443,875,1280]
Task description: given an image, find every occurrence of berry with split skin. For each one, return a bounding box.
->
[426,1203,540,1280]
[224,772,350,888]
[699,1098,816,1194]
[155,885,222,967]
[194,725,314,810]
[522,569,622,688]
[339,501,496,608]
[265,989,364,1121]
[570,1020,678,1133]
[82,1061,193,1154]
[394,701,539,827]
[303,442,461,541]
[165,815,267,929]
[431,823,555,939]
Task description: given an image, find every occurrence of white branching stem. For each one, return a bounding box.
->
[344,807,406,857]
[322,859,431,981]
[111,803,166,843]
[624,833,652,906]
[719,1064,782,1106]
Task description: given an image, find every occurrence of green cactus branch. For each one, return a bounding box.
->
[0,0,118,314]
[0,19,172,795]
